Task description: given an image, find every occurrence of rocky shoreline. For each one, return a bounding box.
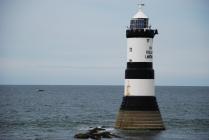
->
[74,127,121,139]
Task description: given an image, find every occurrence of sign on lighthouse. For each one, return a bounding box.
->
[115,4,165,130]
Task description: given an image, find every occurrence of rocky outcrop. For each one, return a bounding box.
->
[74,127,120,139]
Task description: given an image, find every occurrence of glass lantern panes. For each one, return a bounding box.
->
[130,18,148,29]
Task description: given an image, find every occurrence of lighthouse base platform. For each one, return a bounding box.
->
[115,110,165,130]
[115,96,165,130]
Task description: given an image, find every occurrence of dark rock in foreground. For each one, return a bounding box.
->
[74,133,89,139]
[74,127,121,139]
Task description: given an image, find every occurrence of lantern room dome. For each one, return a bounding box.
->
[132,9,148,19]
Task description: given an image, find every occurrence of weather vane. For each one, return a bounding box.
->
[137,1,145,10]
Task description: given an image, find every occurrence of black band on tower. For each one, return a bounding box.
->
[127,62,153,69]
[126,29,158,38]
[125,68,154,79]
[120,96,159,111]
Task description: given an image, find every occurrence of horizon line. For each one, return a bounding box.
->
[0,84,208,87]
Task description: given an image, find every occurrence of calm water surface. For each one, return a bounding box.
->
[0,85,209,140]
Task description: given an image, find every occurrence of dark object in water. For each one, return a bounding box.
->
[74,133,89,139]
[37,89,45,92]
[74,127,121,139]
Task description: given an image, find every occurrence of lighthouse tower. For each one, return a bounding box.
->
[115,4,165,130]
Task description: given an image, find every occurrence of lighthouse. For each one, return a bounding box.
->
[115,4,165,130]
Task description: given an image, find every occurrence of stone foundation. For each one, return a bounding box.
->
[115,111,165,130]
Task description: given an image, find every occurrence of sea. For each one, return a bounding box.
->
[0,85,209,140]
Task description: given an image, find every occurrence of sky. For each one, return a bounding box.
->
[0,0,209,86]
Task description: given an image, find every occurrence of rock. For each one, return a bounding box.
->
[109,133,121,138]
[89,134,101,140]
[88,127,105,134]
[74,133,89,139]
[99,131,112,138]
[74,127,121,139]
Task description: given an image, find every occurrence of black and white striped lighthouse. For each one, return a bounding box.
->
[115,4,165,130]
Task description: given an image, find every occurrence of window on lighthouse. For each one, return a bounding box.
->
[129,48,132,52]
[130,18,148,29]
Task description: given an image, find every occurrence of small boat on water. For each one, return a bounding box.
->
[37,89,45,92]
